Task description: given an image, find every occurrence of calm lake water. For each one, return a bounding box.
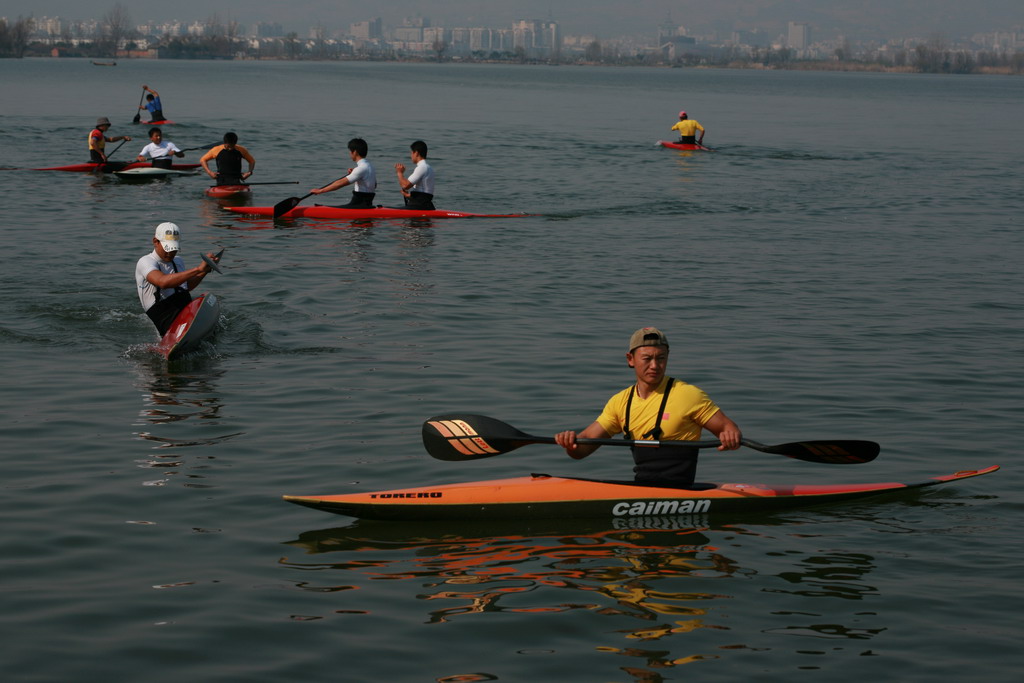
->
[1,58,1022,682]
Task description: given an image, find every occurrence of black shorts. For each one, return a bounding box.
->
[402,192,435,210]
[146,290,192,336]
[330,192,376,209]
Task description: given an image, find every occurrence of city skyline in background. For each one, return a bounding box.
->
[4,0,1023,43]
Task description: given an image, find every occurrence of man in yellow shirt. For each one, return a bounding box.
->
[669,111,705,146]
[555,327,741,487]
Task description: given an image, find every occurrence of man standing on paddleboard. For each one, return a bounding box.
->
[554,327,742,487]
[135,223,218,336]
[395,140,436,210]
[139,85,165,123]
[136,128,184,168]
[88,117,131,163]
[200,132,256,186]
[670,111,705,146]
[310,138,377,208]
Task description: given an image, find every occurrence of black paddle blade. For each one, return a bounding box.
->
[748,439,880,464]
[201,249,224,274]
[272,196,304,218]
[422,414,541,461]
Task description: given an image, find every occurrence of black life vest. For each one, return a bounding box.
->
[624,377,699,487]
[215,147,245,178]
[145,259,191,335]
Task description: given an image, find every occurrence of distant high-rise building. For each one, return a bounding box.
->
[788,22,810,50]
[351,18,382,40]
[37,16,63,37]
[512,19,561,57]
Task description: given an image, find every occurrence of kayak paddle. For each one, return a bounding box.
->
[97,139,130,172]
[200,248,225,274]
[176,142,218,153]
[230,181,300,186]
[133,86,145,124]
[422,414,880,465]
[272,177,345,218]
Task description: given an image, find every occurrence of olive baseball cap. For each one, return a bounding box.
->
[628,327,669,353]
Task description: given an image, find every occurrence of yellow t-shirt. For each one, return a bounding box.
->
[596,376,720,441]
[670,120,704,136]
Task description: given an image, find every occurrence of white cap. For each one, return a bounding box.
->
[154,222,181,252]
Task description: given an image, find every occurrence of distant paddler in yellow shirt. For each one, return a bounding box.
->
[670,111,705,146]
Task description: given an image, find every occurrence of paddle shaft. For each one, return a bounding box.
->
[133,87,145,123]
[233,181,299,186]
[501,433,860,455]
[273,177,345,218]
[105,139,128,159]
[526,435,724,449]
[176,143,218,153]
[95,140,130,171]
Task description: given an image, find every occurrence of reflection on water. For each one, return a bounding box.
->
[769,551,878,600]
[128,356,240,487]
[132,357,227,425]
[284,519,729,629]
[282,516,887,678]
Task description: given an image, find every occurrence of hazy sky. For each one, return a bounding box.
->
[6,1,1022,40]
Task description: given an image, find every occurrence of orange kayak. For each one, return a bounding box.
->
[284,466,999,521]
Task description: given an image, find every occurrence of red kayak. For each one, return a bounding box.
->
[659,140,712,151]
[154,293,220,360]
[205,185,251,199]
[283,466,1000,521]
[35,161,200,172]
[136,119,175,125]
[227,205,533,220]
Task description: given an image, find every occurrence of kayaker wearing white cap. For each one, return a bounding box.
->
[135,222,219,335]
[669,111,705,146]
[88,117,131,163]
[554,327,741,487]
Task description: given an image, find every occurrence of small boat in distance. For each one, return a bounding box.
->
[91,61,117,66]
